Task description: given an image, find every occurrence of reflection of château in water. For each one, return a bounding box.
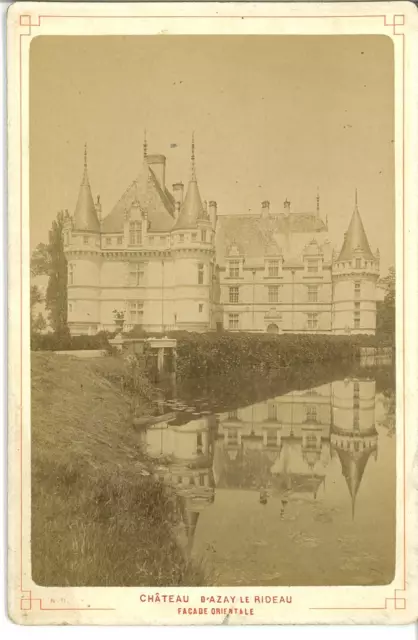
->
[216,378,378,516]
[142,377,378,551]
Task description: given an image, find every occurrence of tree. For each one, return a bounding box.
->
[376,266,395,339]
[31,211,68,334]
[30,285,47,334]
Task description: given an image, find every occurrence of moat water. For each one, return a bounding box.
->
[138,356,396,586]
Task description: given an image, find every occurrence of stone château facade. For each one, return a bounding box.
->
[64,137,380,335]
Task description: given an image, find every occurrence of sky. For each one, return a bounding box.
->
[30,35,395,273]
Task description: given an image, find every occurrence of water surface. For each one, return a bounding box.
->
[139,360,395,586]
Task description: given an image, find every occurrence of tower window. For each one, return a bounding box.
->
[308,285,318,302]
[355,301,360,309]
[354,311,360,329]
[307,259,318,273]
[229,286,239,303]
[354,281,361,298]
[201,230,207,242]
[68,264,74,285]
[198,263,204,285]
[228,313,239,329]
[353,382,360,398]
[128,301,144,324]
[268,260,279,277]
[129,221,142,246]
[199,303,203,313]
[307,313,318,329]
[129,263,145,286]
[268,286,279,304]
[229,260,240,278]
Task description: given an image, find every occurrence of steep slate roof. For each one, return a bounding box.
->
[338,202,374,261]
[173,178,207,230]
[73,152,100,232]
[216,212,327,266]
[101,163,175,233]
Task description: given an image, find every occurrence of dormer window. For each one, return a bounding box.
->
[229,260,240,278]
[129,221,142,246]
[355,258,361,269]
[307,259,318,273]
[268,260,279,277]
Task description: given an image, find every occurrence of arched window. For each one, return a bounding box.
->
[129,221,142,246]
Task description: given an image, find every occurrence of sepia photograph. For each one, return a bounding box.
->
[29,32,396,587]
[7,0,418,626]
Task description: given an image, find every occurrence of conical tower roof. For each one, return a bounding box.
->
[73,145,100,232]
[338,191,374,261]
[336,448,373,520]
[174,133,209,230]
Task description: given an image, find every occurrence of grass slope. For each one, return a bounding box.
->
[31,353,205,586]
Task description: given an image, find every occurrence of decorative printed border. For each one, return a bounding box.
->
[14,8,407,620]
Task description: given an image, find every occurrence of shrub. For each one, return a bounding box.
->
[31,330,113,352]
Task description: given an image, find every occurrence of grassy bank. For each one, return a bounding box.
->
[31,352,206,586]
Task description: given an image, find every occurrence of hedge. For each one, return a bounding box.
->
[31,331,114,352]
[173,332,391,380]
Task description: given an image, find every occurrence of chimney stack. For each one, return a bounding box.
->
[172,182,184,205]
[209,200,218,228]
[261,200,270,217]
[146,154,166,189]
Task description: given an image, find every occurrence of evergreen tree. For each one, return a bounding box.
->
[31,211,68,334]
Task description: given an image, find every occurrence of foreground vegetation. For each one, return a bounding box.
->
[31,353,206,586]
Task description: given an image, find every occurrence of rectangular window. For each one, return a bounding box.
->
[68,303,73,313]
[354,281,361,298]
[268,403,277,421]
[192,233,197,242]
[68,264,74,285]
[229,286,239,303]
[308,286,318,302]
[266,430,279,446]
[228,410,238,419]
[106,237,112,246]
[129,221,142,246]
[355,258,361,269]
[228,313,239,329]
[306,434,317,448]
[202,230,207,242]
[355,301,360,309]
[268,260,279,277]
[117,236,123,245]
[198,263,204,285]
[354,312,360,329]
[199,303,203,313]
[229,260,240,278]
[179,234,184,243]
[128,301,144,325]
[148,236,154,245]
[129,263,145,286]
[353,382,360,398]
[307,259,318,273]
[268,286,279,304]
[306,405,318,422]
[83,236,89,245]
[307,313,318,329]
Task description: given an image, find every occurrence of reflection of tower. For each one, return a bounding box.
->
[331,378,378,518]
[145,415,216,554]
